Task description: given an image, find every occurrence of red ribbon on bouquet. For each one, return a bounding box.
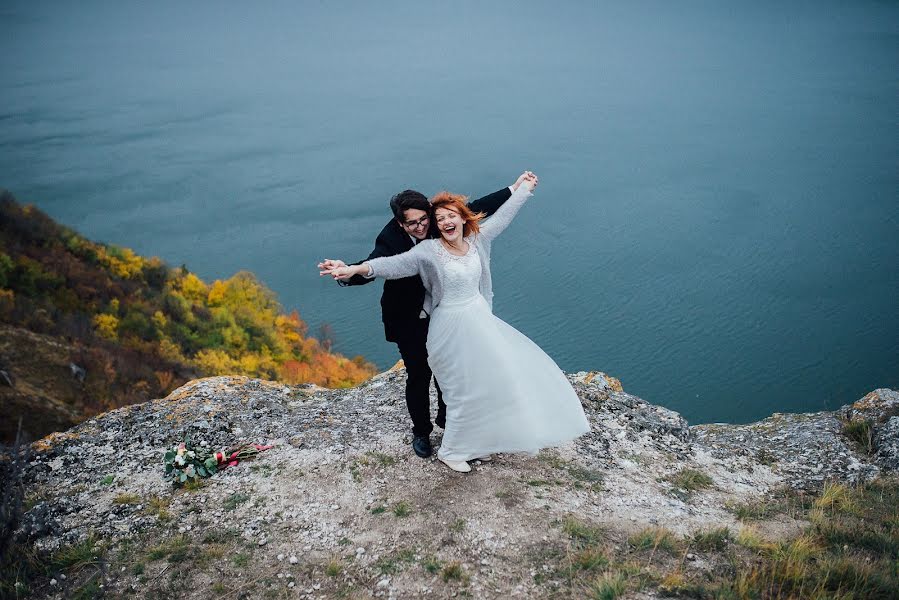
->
[214,443,274,470]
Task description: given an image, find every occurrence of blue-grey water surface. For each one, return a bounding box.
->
[2,1,897,424]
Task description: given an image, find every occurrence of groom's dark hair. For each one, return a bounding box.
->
[390,190,430,222]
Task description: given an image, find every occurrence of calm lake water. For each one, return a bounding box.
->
[2,1,897,424]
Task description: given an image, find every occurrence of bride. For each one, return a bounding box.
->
[320,174,590,472]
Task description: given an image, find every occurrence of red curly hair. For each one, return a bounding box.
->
[430,192,485,237]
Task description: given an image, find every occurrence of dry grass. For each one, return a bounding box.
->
[112,493,140,505]
[841,417,874,454]
[814,480,855,513]
[627,526,680,555]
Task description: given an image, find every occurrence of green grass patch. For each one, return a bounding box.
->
[144,495,173,522]
[147,535,189,562]
[52,535,105,572]
[568,547,609,575]
[183,477,205,492]
[365,451,397,466]
[589,570,627,600]
[538,450,604,486]
[374,549,416,575]
[202,528,239,544]
[249,464,274,477]
[728,486,815,522]
[422,555,442,574]
[232,553,250,567]
[112,493,140,505]
[567,465,604,483]
[727,497,781,521]
[841,417,874,454]
[527,479,899,599]
[689,527,732,552]
[393,501,411,517]
[562,516,604,546]
[222,492,251,511]
[71,576,102,600]
[325,559,342,577]
[663,468,714,498]
[526,479,553,487]
[627,527,680,555]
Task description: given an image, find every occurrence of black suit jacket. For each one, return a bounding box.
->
[343,187,512,342]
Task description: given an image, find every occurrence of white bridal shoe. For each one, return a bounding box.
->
[474,455,493,462]
[439,457,472,473]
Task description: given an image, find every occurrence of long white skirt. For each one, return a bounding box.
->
[427,293,590,462]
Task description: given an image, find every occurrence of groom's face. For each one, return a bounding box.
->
[400,208,430,240]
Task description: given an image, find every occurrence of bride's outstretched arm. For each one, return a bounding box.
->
[319,243,426,281]
[479,174,538,242]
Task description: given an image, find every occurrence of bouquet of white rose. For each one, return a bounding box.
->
[163,439,273,485]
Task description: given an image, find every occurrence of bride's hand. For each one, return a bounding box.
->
[319,261,363,281]
[512,171,530,191]
[521,172,538,192]
[330,265,359,281]
[318,258,347,275]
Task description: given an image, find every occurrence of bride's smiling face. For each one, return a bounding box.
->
[435,207,464,243]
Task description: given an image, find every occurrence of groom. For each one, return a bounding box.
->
[320,172,533,458]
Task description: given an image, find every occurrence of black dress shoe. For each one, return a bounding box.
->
[412,436,432,458]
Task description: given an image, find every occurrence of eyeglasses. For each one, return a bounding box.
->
[403,215,429,229]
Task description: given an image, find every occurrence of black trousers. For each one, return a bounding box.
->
[394,317,446,438]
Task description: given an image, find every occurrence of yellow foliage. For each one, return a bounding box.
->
[158,338,186,363]
[192,349,237,375]
[97,245,144,279]
[238,353,261,374]
[221,324,249,351]
[152,310,167,329]
[93,313,119,340]
[207,280,228,306]
[178,273,208,304]
[275,313,304,345]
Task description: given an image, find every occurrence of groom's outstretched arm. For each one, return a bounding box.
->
[340,221,399,287]
[467,171,536,218]
[467,187,512,219]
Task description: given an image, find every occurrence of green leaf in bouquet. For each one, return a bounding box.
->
[198,466,208,478]
[164,450,176,462]
[204,457,218,471]
[179,473,187,483]
[165,464,173,475]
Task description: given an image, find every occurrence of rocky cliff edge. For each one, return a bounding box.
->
[9,370,899,599]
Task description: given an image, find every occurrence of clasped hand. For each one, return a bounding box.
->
[318,259,358,281]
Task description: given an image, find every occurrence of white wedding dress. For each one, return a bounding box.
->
[428,240,591,462]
